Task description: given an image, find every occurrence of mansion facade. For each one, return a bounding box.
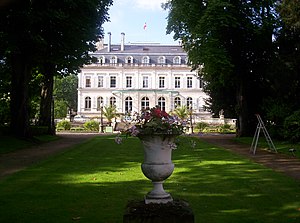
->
[77,33,210,120]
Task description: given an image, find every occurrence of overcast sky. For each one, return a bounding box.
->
[102,0,178,45]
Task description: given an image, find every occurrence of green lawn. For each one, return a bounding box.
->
[0,135,59,154]
[234,136,300,158]
[0,135,299,223]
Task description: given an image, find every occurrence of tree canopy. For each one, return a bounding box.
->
[164,0,298,137]
[0,0,112,137]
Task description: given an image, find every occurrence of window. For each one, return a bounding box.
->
[110,56,117,64]
[143,76,149,88]
[187,77,193,88]
[98,56,105,64]
[159,76,165,88]
[125,56,133,64]
[175,77,181,88]
[98,76,103,88]
[126,76,132,88]
[174,97,181,107]
[173,56,181,64]
[85,97,91,110]
[141,97,149,110]
[187,97,193,109]
[97,97,103,111]
[110,76,116,88]
[199,78,204,88]
[158,56,165,64]
[110,97,116,106]
[125,97,133,112]
[158,97,166,111]
[142,56,150,64]
[85,76,91,88]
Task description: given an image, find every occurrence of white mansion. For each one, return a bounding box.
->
[77,33,210,120]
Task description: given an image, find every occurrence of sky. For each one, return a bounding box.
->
[102,0,178,45]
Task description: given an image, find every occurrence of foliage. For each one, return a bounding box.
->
[54,100,68,119]
[0,136,299,222]
[122,106,184,137]
[195,122,209,132]
[83,120,99,132]
[279,0,300,28]
[103,105,118,125]
[56,120,71,130]
[0,0,112,137]
[283,110,300,143]
[171,105,189,121]
[54,75,78,117]
[164,0,280,136]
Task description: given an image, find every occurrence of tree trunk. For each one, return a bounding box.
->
[39,64,55,135]
[236,81,250,137]
[10,52,31,138]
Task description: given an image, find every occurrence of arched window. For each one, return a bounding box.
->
[174,97,181,108]
[141,97,149,110]
[110,96,116,106]
[173,56,181,64]
[158,97,166,111]
[142,56,150,64]
[125,56,133,64]
[97,96,103,111]
[98,56,105,64]
[110,56,117,64]
[125,97,133,112]
[158,56,165,64]
[85,97,91,110]
[187,97,193,109]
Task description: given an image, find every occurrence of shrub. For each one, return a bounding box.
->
[70,127,85,131]
[83,120,99,132]
[195,122,209,132]
[219,124,232,133]
[56,120,71,130]
[283,110,300,143]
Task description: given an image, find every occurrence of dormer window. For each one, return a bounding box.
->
[110,56,117,64]
[173,56,181,64]
[142,56,150,64]
[98,56,105,64]
[125,56,133,64]
[158,56,166,64]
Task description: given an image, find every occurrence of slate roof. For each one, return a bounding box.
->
[92,44,187,65]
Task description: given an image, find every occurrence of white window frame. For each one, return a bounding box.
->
[187,76,193,88]
[175,77,181,88]
[126,76,132,88]
[159,76,165,88]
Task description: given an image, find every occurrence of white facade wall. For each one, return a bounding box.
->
[77,42,210,120]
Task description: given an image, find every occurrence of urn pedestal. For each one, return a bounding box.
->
[139,134,177,204]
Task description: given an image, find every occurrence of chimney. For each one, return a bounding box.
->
[121,32,125,51]
[107,32,111,52]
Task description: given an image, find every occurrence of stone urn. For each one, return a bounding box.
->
[139,134,178,204]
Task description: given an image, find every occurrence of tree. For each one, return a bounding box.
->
[172,105,189,121]
[0,0,112,137]
[103,105,118,126]
[54,75,78,120]
[164,0,278,136]
[279,0,300,28]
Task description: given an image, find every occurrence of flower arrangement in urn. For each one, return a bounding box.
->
[118,106,184,140]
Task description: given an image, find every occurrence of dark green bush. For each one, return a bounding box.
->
[195,122,209,132]
[56,120,71,130]
[283,110,300,143]
[83,120,99,131]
